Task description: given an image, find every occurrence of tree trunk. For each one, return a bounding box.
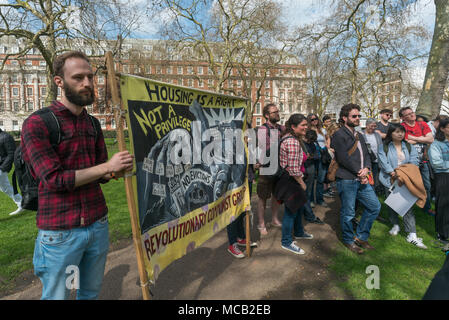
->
[416,0,449,119]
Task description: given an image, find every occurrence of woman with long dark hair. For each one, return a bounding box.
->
[307,113,332,207]
[428,118,449,244]
[274,113,312,255]
[377,123,427,248]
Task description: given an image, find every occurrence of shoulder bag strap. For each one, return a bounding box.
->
[348,132,359,156]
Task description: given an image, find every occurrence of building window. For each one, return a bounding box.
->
[123,65,129,73]
[100,118,106,129]
[198,66,203,75]
[156,66,162,74]
[25,60,32,66]
[111,118,116,129]
[280,91,284,99]
[0,102,4,112]
[27,87,33,96]
[280,102,284,112]
[27,102,34,111]
[167,66,172,74]
[188,79,193,87]
[188,66,193,74]
[12,87,19,96]
[255,102,261,115]
[13,101,19,111]
[40,61,46,66]
[198,79,203,87]
[386,96,390,103]
[393,95,398,103]
[39,75,46,83]
[208,79,213,88]
[177,66,183,74]
[97,75,104,84]
[0,87,3,96]
[12,120,19,131]
[256,117,262,126]
[208,68,213,75]
[11,74,18,83]
[41,87,47,96]
[237,80,242,87]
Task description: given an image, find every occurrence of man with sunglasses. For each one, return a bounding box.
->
[376,109,393,140]
[399,106,435,216]
[331,104,380,254]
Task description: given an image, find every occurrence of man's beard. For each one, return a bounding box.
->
[64,82,95,107]
[346,119,359,127]
[270,115,280,123]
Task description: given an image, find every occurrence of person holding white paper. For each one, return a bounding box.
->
[378,123,427,249]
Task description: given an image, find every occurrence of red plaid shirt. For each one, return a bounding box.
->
[279,134,304,177]
[21,101,109,230]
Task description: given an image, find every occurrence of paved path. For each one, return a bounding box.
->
[2,196,352,300]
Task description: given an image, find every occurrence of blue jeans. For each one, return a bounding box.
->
[227,181,252,245]
[227,213,245,245]
[303,201,317,221]
[33,216,109,300]
[315,161,327,204]
[281,206,305,246]
[336,180,380,244]
[420,162,432,211]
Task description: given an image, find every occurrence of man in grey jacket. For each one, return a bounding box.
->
[0,128,23,215]
[330,104,380,255]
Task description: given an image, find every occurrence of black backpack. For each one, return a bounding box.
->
[12,107,101,211]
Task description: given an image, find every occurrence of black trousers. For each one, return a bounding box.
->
[435,173,449,240]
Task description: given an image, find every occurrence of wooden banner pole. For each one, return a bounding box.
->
[246,210,251,257]
[105,51,151,300]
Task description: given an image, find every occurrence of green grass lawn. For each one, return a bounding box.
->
[0,144,446,299]
[329,196,446,300]
[0,138,132,294]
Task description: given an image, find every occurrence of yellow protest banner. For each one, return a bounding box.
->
[120,74,251,282]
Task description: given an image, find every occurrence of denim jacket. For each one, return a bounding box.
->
[429,139,449,173]
[377,141,419,188]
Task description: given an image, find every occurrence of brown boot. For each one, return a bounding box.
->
[354,238,375,250]
[344,242,364,254]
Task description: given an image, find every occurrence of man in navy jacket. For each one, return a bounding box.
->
[331,104,380,254]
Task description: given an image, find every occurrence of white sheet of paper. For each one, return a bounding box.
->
[384,181,418,217]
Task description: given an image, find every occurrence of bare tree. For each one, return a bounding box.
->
[296,0,429,117]
[415,0,449,119]
[0,0,144,102]
[158,0,293,118]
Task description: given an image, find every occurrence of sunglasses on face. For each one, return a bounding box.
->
[351,115,362,119]
[310,118,318,121]
[384,114,392,117]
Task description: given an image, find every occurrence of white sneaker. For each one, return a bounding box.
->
[406,234,427,249]
[389,225,400,236]
[9,206,24,216]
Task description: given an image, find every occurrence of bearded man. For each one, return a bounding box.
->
[330,104,380,255]
[21,51,134,300]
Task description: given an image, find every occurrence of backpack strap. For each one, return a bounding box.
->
[405,141,411,154]
[383,142,389,155]
[33,107,62,147]
[88,114,101,143]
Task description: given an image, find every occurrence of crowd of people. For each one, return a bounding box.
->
[1,50,448,299]
[226,103,449,258]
